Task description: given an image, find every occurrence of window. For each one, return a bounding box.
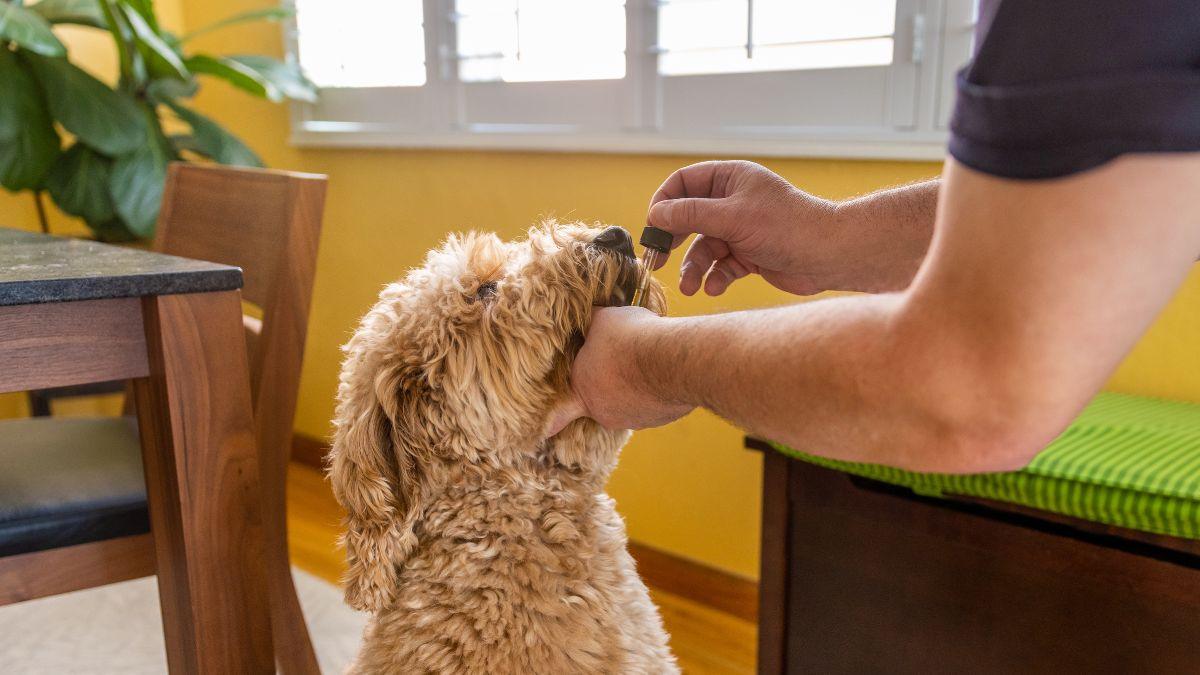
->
[658,0,896,76]
[294,0,426,87]
[455,0,626,83]
[286,0,978,159]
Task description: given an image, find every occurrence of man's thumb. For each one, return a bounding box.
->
[647,197,729,242]
[543,394,587,439]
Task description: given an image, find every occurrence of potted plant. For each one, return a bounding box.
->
[0,0,316,241]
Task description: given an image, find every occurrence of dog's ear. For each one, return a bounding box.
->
[327,337,427,612]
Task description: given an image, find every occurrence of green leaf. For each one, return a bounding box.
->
[27,0,106,28]
[98,0,145,88]
[145,76,197,104]
[0,0,67,56]
[185,53,277,100]
[89,217,139,242]
[24,52,146,155]
[179,6,294,44]
[159,27,179,50]
[168,133,206,157]
[228,54,316,102]
[45,142,114,222]
[109,130,169,237]
[0,48,60,190]
[167,101,262,167]
[120,3,186,80]
[122,0,156,31]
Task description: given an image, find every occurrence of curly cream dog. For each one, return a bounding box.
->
[328,222,677,673]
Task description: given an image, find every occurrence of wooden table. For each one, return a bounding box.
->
[0,227,274,673]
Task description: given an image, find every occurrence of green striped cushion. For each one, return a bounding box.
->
[767,392,1200,540]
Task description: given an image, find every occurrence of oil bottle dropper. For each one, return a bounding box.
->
[632,226,672,308]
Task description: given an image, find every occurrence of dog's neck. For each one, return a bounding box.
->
[417,429,624,540]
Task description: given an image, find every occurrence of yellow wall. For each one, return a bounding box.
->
[6,0,1198,579]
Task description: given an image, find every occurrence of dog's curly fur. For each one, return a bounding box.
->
[328,221,677,674]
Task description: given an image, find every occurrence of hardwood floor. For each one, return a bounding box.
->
[285,462,757,674]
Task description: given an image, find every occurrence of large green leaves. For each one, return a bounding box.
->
[228,55,316,102]
[27,0,106,29]
[186,53,317,103]
[98,0,145,87]
[167,101,261,167]
[184,53,274,99]
[0,49,60,190]
[0,0,66,55]
[25,52,145,155]
[180,6,294,44]
[120,2,186,80]
[109,123,169,237]
[46,143,114,223]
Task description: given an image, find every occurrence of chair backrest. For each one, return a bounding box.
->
[154,162,326,472]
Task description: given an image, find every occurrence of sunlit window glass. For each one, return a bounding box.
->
[658,0,896,76]
[296,0,426,88]
[456,0,627,83]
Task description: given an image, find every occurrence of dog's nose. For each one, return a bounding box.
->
[592,226,635,257]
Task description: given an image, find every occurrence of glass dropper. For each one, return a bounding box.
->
[632,227,672,307]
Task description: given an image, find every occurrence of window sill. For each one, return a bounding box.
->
[289,122,949,162]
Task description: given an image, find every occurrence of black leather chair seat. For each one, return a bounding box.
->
[0,417,149,557]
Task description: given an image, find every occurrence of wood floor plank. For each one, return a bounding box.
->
[284,462,757,674]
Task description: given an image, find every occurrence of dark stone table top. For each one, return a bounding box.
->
[0,227,242,307]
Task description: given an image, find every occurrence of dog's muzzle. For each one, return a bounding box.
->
[590,226,639,306]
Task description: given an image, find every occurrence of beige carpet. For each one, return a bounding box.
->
[0,568,369,674]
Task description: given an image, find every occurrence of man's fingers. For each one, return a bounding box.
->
[543,394,587,439]
[704,255,753,296]
[679,235,728,296]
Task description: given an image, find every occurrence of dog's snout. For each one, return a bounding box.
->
[592,226,635,257]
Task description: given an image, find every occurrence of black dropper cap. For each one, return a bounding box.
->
[639,226,672,253]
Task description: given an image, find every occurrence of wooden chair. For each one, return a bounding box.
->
[0,162,327,674]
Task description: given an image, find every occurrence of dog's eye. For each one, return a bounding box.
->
[474,281,499,302]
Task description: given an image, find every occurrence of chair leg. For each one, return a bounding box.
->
[28,391,51,417]
[268,549,322,675]
[259,438,320,674]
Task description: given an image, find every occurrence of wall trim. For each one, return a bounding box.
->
[291,432,329,470]
[627,542,758,623]
[289,432,759,622]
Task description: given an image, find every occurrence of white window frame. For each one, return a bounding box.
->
[285,0,976,160]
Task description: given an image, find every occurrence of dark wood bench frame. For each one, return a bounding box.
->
[749,439,1200,674]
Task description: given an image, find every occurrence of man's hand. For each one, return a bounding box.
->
[648,160,938,295]
[543,306,693,436]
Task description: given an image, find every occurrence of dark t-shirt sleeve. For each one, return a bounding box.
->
[948,0,1200,180]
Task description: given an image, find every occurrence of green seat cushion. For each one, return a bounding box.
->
[767,392,1200,540]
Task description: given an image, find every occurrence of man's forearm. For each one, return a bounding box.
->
[824,178,940,294]
[633,295,1009,473]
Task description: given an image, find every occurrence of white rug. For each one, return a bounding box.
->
[0,568,369,674]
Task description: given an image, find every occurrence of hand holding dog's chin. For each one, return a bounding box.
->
[544,306,692,437]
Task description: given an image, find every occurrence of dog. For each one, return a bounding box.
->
[327,221,678,673]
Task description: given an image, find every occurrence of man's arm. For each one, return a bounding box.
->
[825,179,939,293]
[568,154,1200,473]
